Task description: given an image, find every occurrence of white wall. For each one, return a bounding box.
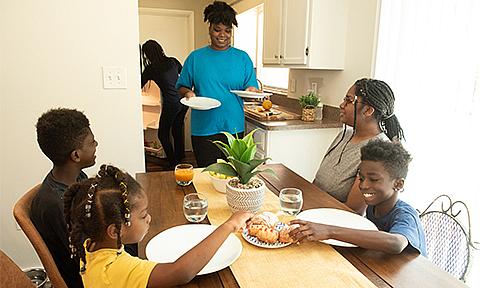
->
[139,0,212,48]
[0,0,145,268]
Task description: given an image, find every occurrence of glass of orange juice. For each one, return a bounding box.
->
[175,163,194,186]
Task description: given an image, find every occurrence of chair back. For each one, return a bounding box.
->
[13,184,68,288]
[419,194,479,282]
[0,249,36,288]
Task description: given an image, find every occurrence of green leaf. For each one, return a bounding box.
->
[248,158,270,171]
[230,139,247,159]
[202,163,237,177]
[240,144,256,163]
[211,141,232,158]
[229,157,251,182]
[222,132,237,147]
[243,129,257,146]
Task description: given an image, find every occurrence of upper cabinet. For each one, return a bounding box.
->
[263,0,348,69]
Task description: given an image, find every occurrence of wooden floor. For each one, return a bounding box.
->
[145,151,198,172]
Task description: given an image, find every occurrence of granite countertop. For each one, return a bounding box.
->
[245,114,342,131]
[244,94,343,131]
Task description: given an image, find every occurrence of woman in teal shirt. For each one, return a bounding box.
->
[176,1,258,167]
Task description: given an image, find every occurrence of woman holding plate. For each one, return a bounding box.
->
[176,1,259,167]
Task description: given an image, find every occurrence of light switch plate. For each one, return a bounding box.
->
[289,78,296,92]
[103,66,127,89]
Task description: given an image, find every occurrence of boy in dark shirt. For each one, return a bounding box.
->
[31,108,97,288]
[290,139,426,256]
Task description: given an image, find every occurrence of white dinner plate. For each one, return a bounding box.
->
[296,208,378,247]
[146,224,242,275]
[241,222,292,249]
[230,90,273,99]
[180,97,221,110]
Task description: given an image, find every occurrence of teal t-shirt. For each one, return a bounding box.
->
[176,46,258,136]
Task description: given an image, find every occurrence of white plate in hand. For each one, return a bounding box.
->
[146,224,242,275]
[296,208,378,247]
[180,97,221,110]
[230,90,273,99]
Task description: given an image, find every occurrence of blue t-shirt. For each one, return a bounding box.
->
[367,199,427,256]
[176,46,258,136]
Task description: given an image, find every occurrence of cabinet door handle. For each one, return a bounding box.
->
[279,55,283,59]
[274,54,278,59]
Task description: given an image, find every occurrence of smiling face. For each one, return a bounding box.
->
[209,23,232,50]
[357,160,403,209]
[121,191,151,244]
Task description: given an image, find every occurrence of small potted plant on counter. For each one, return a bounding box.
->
[299,91,320,122]
[203,130,275,213]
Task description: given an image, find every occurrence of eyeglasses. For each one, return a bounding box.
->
[342,95,368,105]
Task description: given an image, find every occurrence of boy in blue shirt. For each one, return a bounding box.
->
[290,139,427,256]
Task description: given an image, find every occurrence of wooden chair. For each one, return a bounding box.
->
[0,249,36,288]
[13,184,68,288]
[419,194,479,282]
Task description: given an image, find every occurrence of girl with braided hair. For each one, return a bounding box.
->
[64,164,251,288]
[141,40,188,168]
[177,1,259,167]
[313,78,405,215]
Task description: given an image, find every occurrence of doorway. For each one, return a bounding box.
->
[139,8,195,167]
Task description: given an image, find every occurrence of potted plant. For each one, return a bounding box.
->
[299,91,320,122]
[203,130,275,212]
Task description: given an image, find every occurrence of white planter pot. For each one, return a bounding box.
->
[226,178,266,213]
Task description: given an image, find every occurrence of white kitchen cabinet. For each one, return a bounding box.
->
[263,0,348,69]
[245,121,340,182]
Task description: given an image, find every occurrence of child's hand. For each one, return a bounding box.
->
[245,86,261,93]
[288,220,331,243]
[225,211,253,232]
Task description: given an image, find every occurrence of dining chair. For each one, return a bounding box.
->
[418,194,479,282]
[13,184,68,288]
[0,249,36,288]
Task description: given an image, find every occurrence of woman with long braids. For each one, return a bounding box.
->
[176,1,259,167]
[313,78,404,214]
[141,40,188,168]
[64,164,251,287]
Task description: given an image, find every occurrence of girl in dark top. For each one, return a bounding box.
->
[141,40,188,168]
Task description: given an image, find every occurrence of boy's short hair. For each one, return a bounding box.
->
[36,108,90,165]
[360,139,412,179]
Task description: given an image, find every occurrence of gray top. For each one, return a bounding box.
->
[313,127,389,202]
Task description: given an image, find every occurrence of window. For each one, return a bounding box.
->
[235,5,289,90]
[375,1,480,285]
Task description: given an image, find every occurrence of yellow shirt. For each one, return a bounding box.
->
[82,243,157,288]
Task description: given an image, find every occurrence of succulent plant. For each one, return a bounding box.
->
[203,130,275,184]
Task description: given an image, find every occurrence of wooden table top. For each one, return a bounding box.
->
[136,164,468,288]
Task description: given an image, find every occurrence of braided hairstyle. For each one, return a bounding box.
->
[326,78,405,162]
[204,1,238,27]
[361,139,412,179]
[355,78,404,141]
[64,164,142,273]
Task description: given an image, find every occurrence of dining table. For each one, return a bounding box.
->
[136,163,468,288]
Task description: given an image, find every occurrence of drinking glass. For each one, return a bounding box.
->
[279,188,303,215]
[175,163,194,186]
[183,193,208,223]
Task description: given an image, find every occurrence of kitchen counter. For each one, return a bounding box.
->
[245,115,342,131]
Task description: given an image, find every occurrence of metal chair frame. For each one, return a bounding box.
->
[418,194,479,281]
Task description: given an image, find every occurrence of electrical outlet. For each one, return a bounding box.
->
[311,82,318,95]
[102,66,127,89]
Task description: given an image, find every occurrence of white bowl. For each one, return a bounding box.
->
[208,173,231,193]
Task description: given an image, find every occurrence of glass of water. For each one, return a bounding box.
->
[279,188,303,215]
[183,193,208,223]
